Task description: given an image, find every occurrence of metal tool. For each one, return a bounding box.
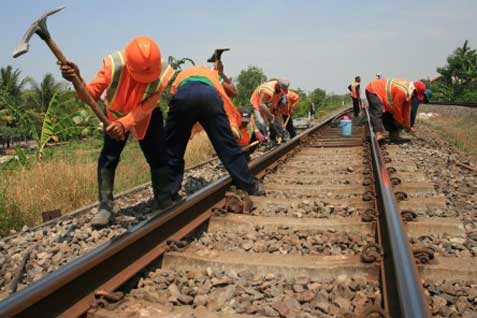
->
[13,7,110,127]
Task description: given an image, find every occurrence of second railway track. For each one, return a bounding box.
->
[0,106,476,318]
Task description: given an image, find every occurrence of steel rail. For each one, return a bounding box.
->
[365,107,431,318]
[0,107,351,318]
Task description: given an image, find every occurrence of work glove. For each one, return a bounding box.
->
[59,61,81,82]
[255,130,267,143]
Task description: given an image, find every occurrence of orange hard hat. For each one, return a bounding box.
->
[125,36,162,83]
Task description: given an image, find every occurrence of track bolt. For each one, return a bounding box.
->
[361,243,382,263]
[361,208,377,222]
[362,178,373,186]
[362,191,375,201]
[383,157,392,163]
[390,177,401,186]
[413,246,435,264]
[225,188,253,213]
[386,167,396,174]
[362,169,371,175]
[401,210,417,222]
[394,191,408,201]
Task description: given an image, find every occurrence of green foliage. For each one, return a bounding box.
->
[0,65,29,99]
[292,88,309,118]
[235,65,267,107]
[432,40,477,102]
[25,73,66,113]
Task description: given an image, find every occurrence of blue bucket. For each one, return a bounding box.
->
[339,118,352,136]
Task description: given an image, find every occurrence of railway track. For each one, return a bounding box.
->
[0,106,475,318]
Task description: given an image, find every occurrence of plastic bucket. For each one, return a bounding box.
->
[339,119,352,136]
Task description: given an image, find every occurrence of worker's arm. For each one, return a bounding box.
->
[215,60,237,98]
[347,84,352,92]
[289,97,299,114]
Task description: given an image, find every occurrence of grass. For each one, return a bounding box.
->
[0,132,214,236]
[418,105,477,157]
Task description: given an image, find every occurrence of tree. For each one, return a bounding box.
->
[25,73,66,113]
[235,65,267,107]
[434,40,477,102]
[0,66,29,99]
[291,88,308,117]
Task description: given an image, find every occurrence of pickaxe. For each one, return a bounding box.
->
[13,7,111,127]
[207,48,230,69]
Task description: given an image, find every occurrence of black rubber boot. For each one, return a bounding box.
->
[151,167,174,210]
[389,130,410,143]
[92,168,115,227]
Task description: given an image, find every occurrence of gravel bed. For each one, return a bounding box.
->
[128,269,380,317]
[189,228,373,256]
[395,127,477,222]
[424,279,477,318]
[250,200,361,218]
[265,190,364,201]
[0,148,268,299]
[411,234,476,258]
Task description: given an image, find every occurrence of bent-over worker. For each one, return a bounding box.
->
[365,78,427,142]
[165,61,265,199]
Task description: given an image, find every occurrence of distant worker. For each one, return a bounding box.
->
[238,107,266,161]
[348,76,362,117]
[365,79,428,142]
[166,61,265,199]
[277,90,300,138]
[60,36,173,227]
[376,72,384,80]
[250,79,290,139]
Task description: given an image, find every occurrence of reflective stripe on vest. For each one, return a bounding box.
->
[105,51,165,117]
[350,81,359,98]
[385,79,411,109]
[258,81,276,96]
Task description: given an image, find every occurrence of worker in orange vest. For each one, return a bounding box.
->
[365,79,427,142]
[166,61,265,199]
[250,79,289,139]
[60,36,174,227]
[276,90,300,138]
[348,76,361,117]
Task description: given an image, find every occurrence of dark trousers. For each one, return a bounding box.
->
[410,95,420,127]
[283,115,296,138]
[165,81,256,196]
[352,98,360,117]
[366,91,400,133]
[98,108,168,171]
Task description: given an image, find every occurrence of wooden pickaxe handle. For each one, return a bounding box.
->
[45,38,111,127]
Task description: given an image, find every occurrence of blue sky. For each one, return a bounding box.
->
[1,0,476,94]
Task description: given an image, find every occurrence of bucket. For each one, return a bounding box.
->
[339,116,352,137]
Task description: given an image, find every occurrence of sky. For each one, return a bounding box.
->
[1,0,476,94]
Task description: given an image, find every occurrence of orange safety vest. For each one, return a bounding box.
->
[366,79,415,129]
[250,80,283,110]
[104,51,176,139]
[171,66,241,139]
[279,90,300,116]
[238,116,257,146]
[349,81,360,99]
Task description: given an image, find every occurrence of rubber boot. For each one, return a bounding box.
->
[151,167,174,211]
[92,168,115,228]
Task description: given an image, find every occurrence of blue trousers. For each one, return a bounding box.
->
[165,81,256,196]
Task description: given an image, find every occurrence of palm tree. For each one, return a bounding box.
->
[26,73,66,113]
[0,65,29,99]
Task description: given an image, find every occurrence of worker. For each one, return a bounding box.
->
[376,72,384,80]
[238,107,266,160]
[348,76,362,117]
[59,36,174,227]
[165,61,265,199]
[365,79,428,142]
[411,86,432,127]
[250,79,290,139]
[277,90,300,138]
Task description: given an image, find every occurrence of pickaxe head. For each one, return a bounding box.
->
[12,6,65,58]
[207,48,230,63]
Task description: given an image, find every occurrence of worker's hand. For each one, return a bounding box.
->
[407,127,417,135]
[255,130,267,143]
[106,121,125,141]
[58,61,80,82]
